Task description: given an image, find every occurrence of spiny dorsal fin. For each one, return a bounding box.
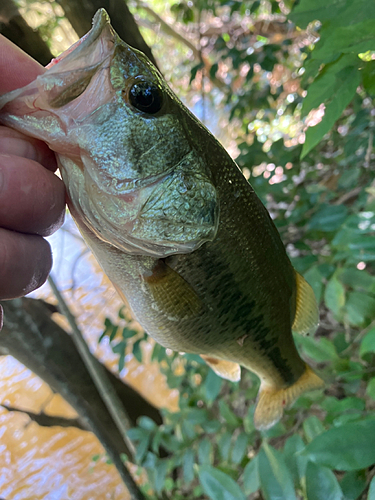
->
[292,271,319,336]
[201,355,241,382]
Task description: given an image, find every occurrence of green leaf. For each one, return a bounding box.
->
[301,54,358,116]
[309,205,349,232]
[259,443,297,500]
[198,465,246,500]
[302,418,375,470]
[183,449,195,484]
[231,432,249,464]
[155,459,169,493]
[122,327,138,339]
[305,462,343,500]
[283,435,308,484]
[295,335,338,363]
[132,339,143,362]
[289,0,375,30]
[345,291,375,326]
[340,471,366,500]
[340,268,375,291]
[360,327,375,356]
[302,68,360,158]
[218,400,240,426]
[112,340,126,355]
[242,456,260,495]
[304,265,324,303]
[362,61,375,95]
[324,275,346,317]
[198,439,212,465]
[303,415,325,442]
[366,378,375,400]
[313,20,375,60]
[368,476,375,500]
[218,432,232,461]
[204,369,223,402]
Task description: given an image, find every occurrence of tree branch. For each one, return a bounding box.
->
[48,276,143,499]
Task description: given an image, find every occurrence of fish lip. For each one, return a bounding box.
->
[46,9,114,70]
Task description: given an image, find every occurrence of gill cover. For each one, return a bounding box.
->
[0,9,219,258]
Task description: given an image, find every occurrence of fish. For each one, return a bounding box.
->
[0,9,324,430]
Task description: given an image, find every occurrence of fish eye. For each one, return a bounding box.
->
[129,81,163,114]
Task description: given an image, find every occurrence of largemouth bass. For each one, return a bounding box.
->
[0,9,324,430]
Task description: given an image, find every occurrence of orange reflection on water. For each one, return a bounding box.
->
[0,357,129,500]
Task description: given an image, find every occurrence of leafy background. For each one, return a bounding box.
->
[1,0,375,498]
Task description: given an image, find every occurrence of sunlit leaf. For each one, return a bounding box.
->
[302,68,360,158]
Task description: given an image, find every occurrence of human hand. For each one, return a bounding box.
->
[0,35,65,300]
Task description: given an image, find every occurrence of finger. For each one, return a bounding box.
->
[0,126,57,172]
[0,228,52,300]
[0,154,65,236]
[0,35,44,93]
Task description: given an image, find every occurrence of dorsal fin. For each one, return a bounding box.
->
[292,271,319,335]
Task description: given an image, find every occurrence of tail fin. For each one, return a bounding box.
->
[253,364,324,430]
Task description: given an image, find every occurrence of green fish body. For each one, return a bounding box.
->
[0,10,324,429]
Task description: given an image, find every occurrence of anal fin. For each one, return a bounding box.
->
[292,271,319,335]
[201,355,241,382]
[254,364,324,430]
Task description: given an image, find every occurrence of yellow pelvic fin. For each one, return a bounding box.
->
[292,271,319,335]
[201,355,241,382]
[253,364,325,431]
[144,260,202,320]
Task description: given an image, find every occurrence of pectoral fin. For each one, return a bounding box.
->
[144,260,202,320]
[292,271,319,335]
[201,355,241,382]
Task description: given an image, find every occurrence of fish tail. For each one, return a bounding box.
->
[253,364,324,431]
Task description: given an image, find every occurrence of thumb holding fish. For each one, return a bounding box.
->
[0,35,65,300]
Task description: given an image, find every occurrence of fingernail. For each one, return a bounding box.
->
[0,304,3,331]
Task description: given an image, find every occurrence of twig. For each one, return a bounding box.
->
[48,275,145,500]
[1,403,86,430]
[135,0,200,59]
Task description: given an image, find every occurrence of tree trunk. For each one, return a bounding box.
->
[0,0,53,65]
[56,0,158,68]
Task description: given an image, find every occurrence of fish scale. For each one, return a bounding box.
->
[0,9,324,430]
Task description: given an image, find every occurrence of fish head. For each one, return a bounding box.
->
[0,9,219,257]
